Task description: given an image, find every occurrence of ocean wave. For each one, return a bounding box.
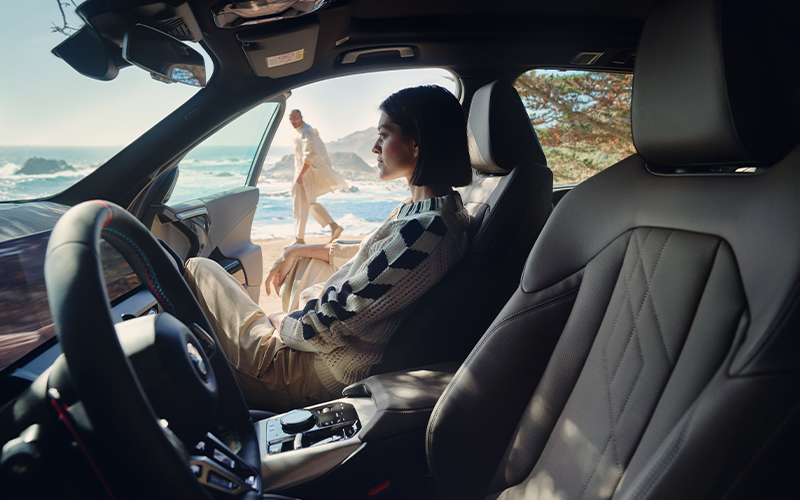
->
[181,156,252,165]
[0,163,19,176]
[250,223,294,240]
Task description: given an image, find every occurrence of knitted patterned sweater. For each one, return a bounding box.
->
[279,192,470,394]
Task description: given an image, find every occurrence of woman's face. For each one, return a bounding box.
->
[373,112,418,182]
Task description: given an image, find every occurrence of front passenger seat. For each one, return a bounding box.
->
[374,80,553,373]
[426,0,800,498]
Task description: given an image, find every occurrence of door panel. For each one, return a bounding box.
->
[148,205,210,258]
[152,187,263,302]
[145,96,286,304]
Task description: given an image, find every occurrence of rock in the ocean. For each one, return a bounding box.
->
[328,152,377,181]
[263,154,295,181]
[18,157,75,175]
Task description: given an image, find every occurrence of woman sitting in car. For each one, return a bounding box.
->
[185,85,472,412]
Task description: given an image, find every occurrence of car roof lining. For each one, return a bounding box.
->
[74,1,643,101]
[53,0,646,206]
[350,0,657,21]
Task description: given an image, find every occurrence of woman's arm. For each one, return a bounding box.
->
[289,243,331,261]
[264,243,331,296]
[279,214,460,355]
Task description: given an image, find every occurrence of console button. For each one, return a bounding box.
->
[208,472,236,491]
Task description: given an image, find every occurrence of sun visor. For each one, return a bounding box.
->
[239,22,318,78]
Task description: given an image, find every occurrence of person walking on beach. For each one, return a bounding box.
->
[288,109,347,245]
[184,86,472,412]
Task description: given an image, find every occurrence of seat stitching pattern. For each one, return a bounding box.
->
[579,229,672,498]
[579,434,616,500]
[608,229,663,386]
[638,229,675,368]
[488,229,725,499]
[603,229,651,367]
[650,297,673,367]
[610,299,641,386]
[612,338,647,487]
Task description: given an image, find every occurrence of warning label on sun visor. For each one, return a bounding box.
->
[267,49,305,68]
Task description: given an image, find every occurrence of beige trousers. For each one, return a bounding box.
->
[184,257,335,412]
[293,180,334,240]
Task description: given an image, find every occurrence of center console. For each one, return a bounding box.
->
[265,401,361,455]
[253,362,459,495]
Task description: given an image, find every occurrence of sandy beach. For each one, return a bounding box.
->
[253,236,340,313]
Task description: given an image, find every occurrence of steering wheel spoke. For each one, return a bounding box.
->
[190,323,218,357]
[190,433,261,495]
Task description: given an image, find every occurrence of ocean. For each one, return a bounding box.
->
[0,146,410,240]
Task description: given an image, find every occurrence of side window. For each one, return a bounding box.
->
[167,101,281,205]
[252,68,458,241]
[514,70,634,185]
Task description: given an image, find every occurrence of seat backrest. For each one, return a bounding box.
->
[427,0,800,499]
[373,80,553,374]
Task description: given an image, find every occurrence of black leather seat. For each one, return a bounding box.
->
[374,80,553,374]
[426,0,800,498]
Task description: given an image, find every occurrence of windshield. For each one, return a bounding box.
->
[0,1,209,202]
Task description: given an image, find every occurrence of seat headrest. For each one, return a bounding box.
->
[467,80,547,174]
[632,0,800,168]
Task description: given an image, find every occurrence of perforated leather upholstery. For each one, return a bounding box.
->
[374,80,552,374]
[426,0,800,498]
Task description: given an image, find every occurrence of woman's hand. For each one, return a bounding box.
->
[267,311,287,335]
[265,243,332,296]
[265,248,299,296]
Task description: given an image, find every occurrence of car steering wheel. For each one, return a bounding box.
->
[44,200,262,499]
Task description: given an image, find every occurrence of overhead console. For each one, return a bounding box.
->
[254,362,459,494]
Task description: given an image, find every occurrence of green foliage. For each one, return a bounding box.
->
[515,71,634,184]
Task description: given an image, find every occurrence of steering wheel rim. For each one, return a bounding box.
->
[44,200,261,499]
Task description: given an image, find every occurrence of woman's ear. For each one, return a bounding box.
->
[413,143,419,158]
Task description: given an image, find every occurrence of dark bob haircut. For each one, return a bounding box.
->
[379,85,472,187]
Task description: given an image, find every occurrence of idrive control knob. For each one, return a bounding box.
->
[280,409,316,434]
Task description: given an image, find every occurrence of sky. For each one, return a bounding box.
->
[0,1,455,149]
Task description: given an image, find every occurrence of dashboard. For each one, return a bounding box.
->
[0,202,152,406]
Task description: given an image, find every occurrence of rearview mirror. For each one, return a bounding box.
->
[123,24,206,87]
